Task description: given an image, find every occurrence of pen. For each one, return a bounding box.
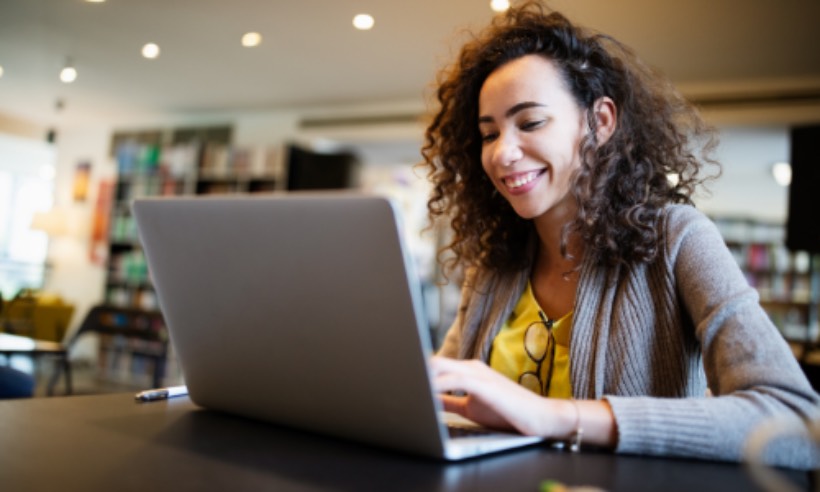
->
[134,385,188,402]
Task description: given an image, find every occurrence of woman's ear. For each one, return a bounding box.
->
[592,97,617,145]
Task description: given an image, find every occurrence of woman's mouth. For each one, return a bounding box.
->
[503,169,546,191]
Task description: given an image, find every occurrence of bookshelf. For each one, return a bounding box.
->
[98,125,284,386]
[712,216,820,347]
[105,126,284,309]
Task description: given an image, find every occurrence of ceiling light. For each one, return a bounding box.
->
[59,60,77,84]
[85,0,106,3]
[241,32,262,47]
[772,162,792,187]
[490,0,510,12]
[0,65,4,78]
[142,43,160,59]
[352,14,374,30]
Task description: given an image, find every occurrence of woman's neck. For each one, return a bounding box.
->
[533,231,582,278]
[530,205,583,320]
[532,197,583,275]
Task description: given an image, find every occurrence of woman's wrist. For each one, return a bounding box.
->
[575,399,618,449]
[543,398,617,450]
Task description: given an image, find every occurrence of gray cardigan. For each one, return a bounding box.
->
[438,204,820,468]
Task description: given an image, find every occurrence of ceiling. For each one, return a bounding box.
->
[1,0,820,128]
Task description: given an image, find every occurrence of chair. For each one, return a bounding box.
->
[1,289,75,342]
[0,332,70,396]
[0,289,36,337]
[0,292,71,396]
[62,305,169,390]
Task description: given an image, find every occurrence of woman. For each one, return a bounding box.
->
[422,1,819,468]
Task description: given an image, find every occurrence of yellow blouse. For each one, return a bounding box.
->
[488,281,573,399]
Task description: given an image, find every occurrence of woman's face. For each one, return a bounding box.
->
[478,54,587,222]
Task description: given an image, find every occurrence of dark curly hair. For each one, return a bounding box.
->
[422,1,719,276]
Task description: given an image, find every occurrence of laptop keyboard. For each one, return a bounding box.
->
[447,424,494,438]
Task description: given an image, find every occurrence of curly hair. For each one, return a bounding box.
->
[422,1,719,276]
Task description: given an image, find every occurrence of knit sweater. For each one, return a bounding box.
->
[438,204,820,469]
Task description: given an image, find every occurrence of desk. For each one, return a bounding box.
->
[0,394,808,491]
[0,332,70,395]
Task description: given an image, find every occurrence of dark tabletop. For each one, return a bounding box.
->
[0,393,809,491]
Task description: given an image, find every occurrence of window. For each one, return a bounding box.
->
[0,134,55,298]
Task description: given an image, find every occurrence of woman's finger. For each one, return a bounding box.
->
[438,393,467,414]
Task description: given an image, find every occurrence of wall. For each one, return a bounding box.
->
[696,126,790,223]
[47,126,113,337]
[0,112,46,141]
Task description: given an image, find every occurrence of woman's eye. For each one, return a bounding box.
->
[480,132,498,143]
[520,120,544,131]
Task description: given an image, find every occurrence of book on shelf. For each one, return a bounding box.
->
[199,142,230,176]
[161,143,198,179]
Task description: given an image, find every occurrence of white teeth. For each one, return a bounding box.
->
[506,171,540,189]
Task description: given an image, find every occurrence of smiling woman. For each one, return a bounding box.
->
[476,55,610,224]
[421,0,820,470]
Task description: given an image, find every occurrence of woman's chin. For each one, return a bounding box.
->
[510,204,543,220]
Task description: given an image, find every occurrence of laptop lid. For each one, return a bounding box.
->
[133,193,542,460]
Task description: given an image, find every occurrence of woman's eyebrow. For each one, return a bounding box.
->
[478,101,547,124]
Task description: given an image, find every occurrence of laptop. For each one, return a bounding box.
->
[132,193,544,460]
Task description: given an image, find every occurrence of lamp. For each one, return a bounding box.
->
[31,208,73,237]
[30,206,87,243]
[30,206,86,291]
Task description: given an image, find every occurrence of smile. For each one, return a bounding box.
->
[503,169,546,190]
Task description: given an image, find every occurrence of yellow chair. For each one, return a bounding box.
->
[1,289,75,342]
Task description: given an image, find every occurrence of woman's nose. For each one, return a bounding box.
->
[490,132,523,167]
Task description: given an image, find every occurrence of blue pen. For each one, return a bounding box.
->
[135,385,188,402]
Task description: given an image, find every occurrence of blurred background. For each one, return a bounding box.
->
[0,0,819,397]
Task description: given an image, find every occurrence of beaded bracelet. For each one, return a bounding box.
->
[548,399,584,452]
[568,399,584,452]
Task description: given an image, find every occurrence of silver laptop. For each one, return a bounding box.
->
[132,193,543,460]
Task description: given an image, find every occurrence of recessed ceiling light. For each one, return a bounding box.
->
[60,66,77,84]
[490,0,510,12]
[352,14,374,30]
[85,0,106,3]
[142,43,160,59]
[0,65,4,78]
[242,32,262,47]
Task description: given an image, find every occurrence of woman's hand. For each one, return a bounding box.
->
[429,355,566,437]
[429,355,618,448]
